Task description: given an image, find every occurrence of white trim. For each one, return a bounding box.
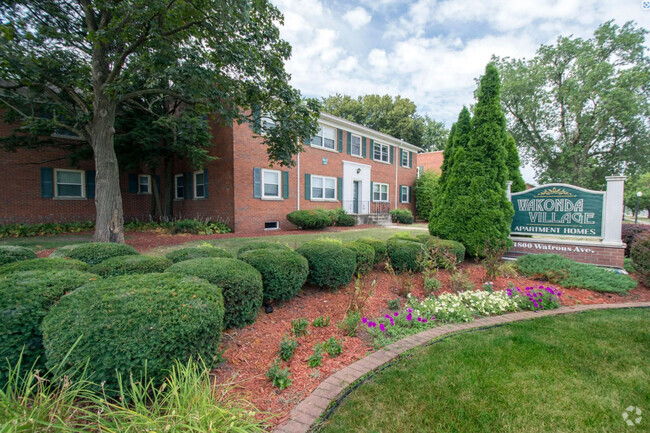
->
[310,124,337,152]
[372,141,390,163]
[174,174,184,200]
[511,183,605,198]
[138,174,151,194]
[350,133,362,157]
[373,182,389,203]
[261,169,282,199]
[400,185,410,203]
[54,168,85,199]
[311,174,337,201]
[193,170,206,199]
[401,150,409,168]
[264,221,280,230]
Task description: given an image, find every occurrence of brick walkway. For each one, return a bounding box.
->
[274,302,650,433]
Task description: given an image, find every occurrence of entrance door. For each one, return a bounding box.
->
[353,181,360,214]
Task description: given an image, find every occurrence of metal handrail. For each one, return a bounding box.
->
[342,200,390,215]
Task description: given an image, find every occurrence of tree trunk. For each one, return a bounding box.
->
[163,157,174,218]
[151,167,163,219]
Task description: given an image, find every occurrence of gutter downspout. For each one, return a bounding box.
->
[395,141,400,209]
[297,145,300,211]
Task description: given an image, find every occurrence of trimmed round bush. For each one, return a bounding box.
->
[357,238,388,265]
[237,242,291,257]
[426,237,466,266]
[335,213,356,227]
[0,257,89,275]
[0,245,37,266]
[622,224,650,257]
[0,270,99,385]
[631,232,650,286]
[239,249,308,302]
[343,241,375,275]
[165,246,232,263]
[390,208,414,224]
[166,258,263,329]
[286,209,332,229]
[387,239,428,273]
[296,240,357,289]
[42,273,224,391]
[50,242,138,265]
[90,255,172,277]
[416,233,435,243]
[388,233,421,243]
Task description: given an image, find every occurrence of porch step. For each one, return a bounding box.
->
[367,214,391,226]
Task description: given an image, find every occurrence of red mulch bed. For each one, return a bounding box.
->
[210,262,650,427]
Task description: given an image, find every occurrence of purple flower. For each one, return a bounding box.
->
[406,314,412,321]
[408,308,412,313]
[422,319,428,323]
[385,314,391,319]
[379,323,386,332]
[362,317,368,324]
[394,312,399,317]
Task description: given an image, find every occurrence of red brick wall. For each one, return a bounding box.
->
[418,151,443,173]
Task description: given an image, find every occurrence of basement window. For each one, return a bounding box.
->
[265,221,279,230]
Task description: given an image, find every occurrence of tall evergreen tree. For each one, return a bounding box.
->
[429,63,514,256]
[505,133,526,193]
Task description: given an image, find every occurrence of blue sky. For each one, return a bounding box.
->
[273,0,649,182]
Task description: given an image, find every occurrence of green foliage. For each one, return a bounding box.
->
[291,318,310,337]
[286,209,333,229]
[171,219,231,235]
[505,134,526,193]
[386,239,428,273]
[166,258,262,329]
[0,270,98,386]
[278,336,298,362]
[165,246,232,263]
[390,208,414,224]
[338,310,362,337]
[429,64,514,256]
[630,232,650,286]
[388,299,400,310]
[42,273,224,391]
[0,257,90,275]
[624,173,650,216]
[312,316,330,327]
[624,258,635,274]
[266,359,292,390]
[449,271,474,293]
[495,22,650,188]
[49,242,138,265]
[307,346,323,368]
[0,245,37,266]
[239,249,308,303]
[356,238,387,265]
[421,118,450,152]
[335,213,356,227]
[622,224,650,257]
[414,170,439,221]
[0,221,94,238]
[296,240,357,289]
[322,337,343,357]
[237,241,291,257]
[90,255,172,277]
[516,254,637,293]
[343,241,375,275]
[424,277,441,293]
[426,238,466,268]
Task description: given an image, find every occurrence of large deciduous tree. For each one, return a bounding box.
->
[495,21,650,189]
[625,173,650,216]
[421,117,449,152]
[0,0,320,242]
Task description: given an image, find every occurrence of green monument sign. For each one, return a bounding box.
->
[511,184,604,238]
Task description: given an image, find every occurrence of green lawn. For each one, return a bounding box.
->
[318,309,650,433]
[146,226,427,256]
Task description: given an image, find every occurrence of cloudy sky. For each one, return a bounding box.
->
[273,0,649,182]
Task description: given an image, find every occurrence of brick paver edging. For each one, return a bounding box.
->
[274,302,650,433]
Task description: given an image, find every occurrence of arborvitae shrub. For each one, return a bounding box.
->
[42,273,224,392]
[90,255,172,277]
[0,257,89,275]
[631,232,650,286]
[0,270,99,386]
[50,242,138,265]
[0,245,37,266]
[239,249,308,302]
[343,241,375,275]
[237,242,291,257]
[286,209,332,229]
[505,133,526,193]
[386,239,428,273]
[166,258,263,328]
[414,170,439,221]
[296,240,356,289]
[356,238,387,265]
[165,246,232,263]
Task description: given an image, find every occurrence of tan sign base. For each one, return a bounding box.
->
[506,236,625,268]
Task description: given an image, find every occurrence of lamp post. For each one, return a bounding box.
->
[635,191,643,224]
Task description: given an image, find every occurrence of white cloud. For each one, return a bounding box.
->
[343,7,372,29]
[367,48,388,70]
[337,56,359,72]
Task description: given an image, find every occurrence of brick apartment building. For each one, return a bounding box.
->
[417,150,443,175]
[0,112,420,233]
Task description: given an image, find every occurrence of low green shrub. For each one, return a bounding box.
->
[449,270,474,292]
[278,336,298,362]
[239,249,308,303]
[291,318,310,337]
[622,223,650,257]
[50,242,138,265]
[322,337,343,357]
[424,276,441,294]
[286,209,332,230]
[171,219,231,235]
[90,255,172,277]
[0,221,94,238]
[0,257,89,275]
[630,232,650,286]
[0,245,37,266]
[266,359,291,389]
[296,240,357,289]
[356,238,387,265]
[387,299,400,310]
[388,233,420,243]
[516,254,637,293]
[416,233,435,243]
[426,237,466,267]
[312,316,330,327]
[338,310,361,337]
[307,346,323,367]
[390,208,414,224]
[386,239,428,273]
[237,241,290,257]
[343,241,375,275]
[166,258,263,328]
[329,208,355,227]
[165,246,232,263]
[42,273,224,391]
[0,270,98,386]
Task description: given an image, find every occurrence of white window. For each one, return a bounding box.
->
[373,142,390,163]
[54,169,85,198]
[138,174,151,194]
[417,166,423,178]
[194,171,206,198]
[312,175,337,200]
[174,174,184,199]
[401,186,410,203]
[311,125,336,150]
[401,150,409,167]
[261,114,276,135]
[351,134,362,157]
[262,169,281,198]
[373,183,389,202]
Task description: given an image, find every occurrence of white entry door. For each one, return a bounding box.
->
[342,161,371,214]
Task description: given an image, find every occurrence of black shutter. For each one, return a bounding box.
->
[370,139,375,160]
[185,172,193,199]
[337,129,343,153]
[346,132,351,155]
[252,105,261,134]
[304,173,311,200]
[370,181,374,202]
[282,171,289,199]
[253,168,261,198]
[337,177,343,201]
[362,137,367,158]
[128,174,138,193]
[86,170,96,199]
[41,167,53,198]
[202,169,208,198]
[390,146,394,164]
